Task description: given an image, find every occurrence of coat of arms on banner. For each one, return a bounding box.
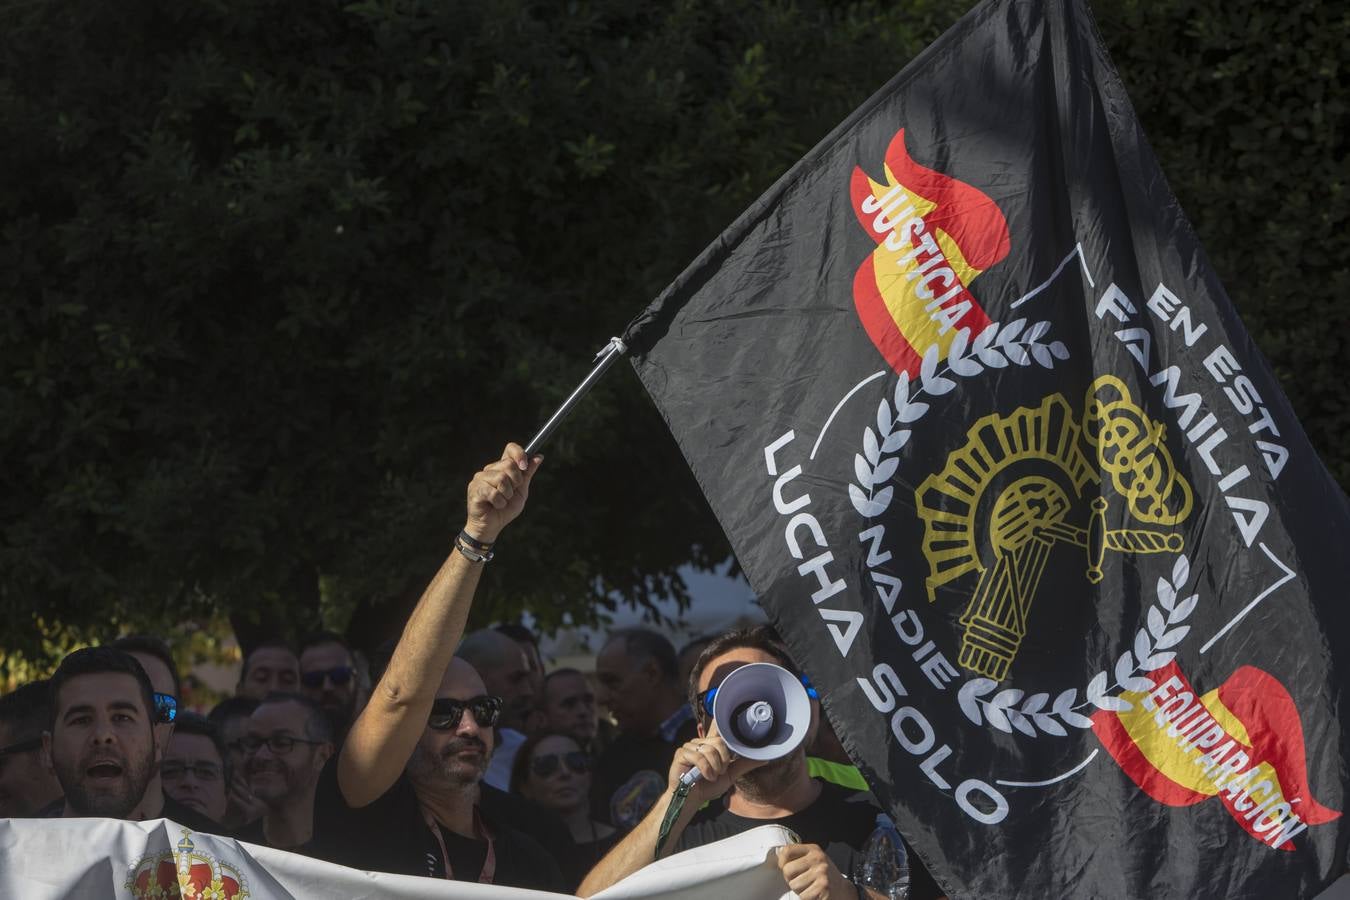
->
[126,830,249,900]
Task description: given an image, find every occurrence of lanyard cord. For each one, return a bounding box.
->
[654,781,692,860]
[421,805,497,884]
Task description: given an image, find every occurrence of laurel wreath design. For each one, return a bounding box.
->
[849,319,1068,518]
[958,555,1198,737]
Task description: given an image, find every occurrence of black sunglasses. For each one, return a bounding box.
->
[531,751,590,779]
[153,692,178,724]
[428,695,502,731]
[300,666,354,689]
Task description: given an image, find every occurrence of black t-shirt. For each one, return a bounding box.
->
[478,782,574,866]
[309,758,565,891]
[592,733,676,831]
[675,779,945,900]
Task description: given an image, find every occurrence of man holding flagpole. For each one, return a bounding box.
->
[308,443,564,889]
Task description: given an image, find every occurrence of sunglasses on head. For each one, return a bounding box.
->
[428,695,502,731]
[300,666,354,689]
[531,751,590,779]
[697,672,818,719]
[153,692,178,724]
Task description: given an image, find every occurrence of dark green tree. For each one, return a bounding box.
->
[0,0,1343,666]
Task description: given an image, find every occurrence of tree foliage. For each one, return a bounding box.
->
[0,0,1344,665]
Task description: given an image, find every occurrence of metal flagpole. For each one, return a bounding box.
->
[524,336,628,454]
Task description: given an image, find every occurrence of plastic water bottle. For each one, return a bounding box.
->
[852,812,910,899]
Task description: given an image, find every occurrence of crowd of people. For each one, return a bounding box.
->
[0,444,946,899]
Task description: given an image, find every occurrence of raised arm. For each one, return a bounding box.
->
[337,442,541,807]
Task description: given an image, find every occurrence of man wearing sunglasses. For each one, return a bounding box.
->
[0,680,63,817]
[579,627,948,900]
[310,444,562,889]
[39,647,223,832]
[298,631,361,741]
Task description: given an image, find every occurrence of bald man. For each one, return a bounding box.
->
[308,444,562,889]
[457,628,537,791]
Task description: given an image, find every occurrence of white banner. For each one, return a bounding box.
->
[0,818,797,900]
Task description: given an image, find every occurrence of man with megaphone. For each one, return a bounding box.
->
[578,627,947,900]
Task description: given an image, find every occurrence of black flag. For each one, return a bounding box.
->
[623,0,1350,896]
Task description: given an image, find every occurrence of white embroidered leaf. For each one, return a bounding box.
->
[999,318,1027,344]
[991,688,1024,711]
[949,353,983,377]
[1033,713,1068,737]
[1007,709,1038,737]
[877,400,893,437]
[1142,651,1176,670]
[1049,340,1070,361]
[958,678,997,725]
[854,454,874,490]
[1059,707,1095,729]
[1114,650,1136,688]
[1153,625,1190,650]
[948,327,971,362]
[1086,671,1109,703]
[849,483,890,518]
[1172,555,1190,588]
[863,427,880,465]
[977,347,1008,368]
[973,322,999,352]
[1005,343,1031,365]
[1134,630,1152,665]
[871,457,899,486]
[1020,692,1049,715]
[1093,695,1134,713]
[1157,577,1177,611]
[1170,593,1198,623]
[920,344,940,383]
[984,701,1012,734]
[894,371,911,408]
[1031,343,1053,368]
[1147,607,1167,640]
[881,429,911,453]
[923,374,957,395]
[897,400,929,423]
[1025,320,1051,342]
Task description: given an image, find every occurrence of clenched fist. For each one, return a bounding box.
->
[464,443,543,544]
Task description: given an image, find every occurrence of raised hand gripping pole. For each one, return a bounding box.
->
[525,337,627,455]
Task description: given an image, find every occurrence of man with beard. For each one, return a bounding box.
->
[457,628,537,791]
[238,693,333,851]
[578,627,948,900]
[0,681,63,817]
[41,647,219,829]
[298,632,361,741]
[309,443,562,889]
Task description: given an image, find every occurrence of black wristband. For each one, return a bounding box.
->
[458,530,494,552]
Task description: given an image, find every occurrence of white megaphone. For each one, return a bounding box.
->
[679,662,814,788]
